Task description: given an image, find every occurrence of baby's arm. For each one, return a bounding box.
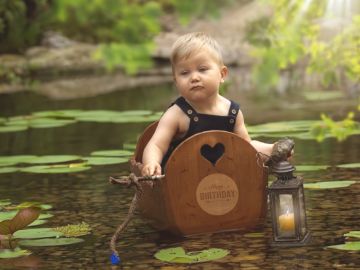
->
[142,106,180,176]
[233,110,273,156]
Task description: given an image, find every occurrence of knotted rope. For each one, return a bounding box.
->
[108,173,165,261]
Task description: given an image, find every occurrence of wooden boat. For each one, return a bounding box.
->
[130,121,269,236]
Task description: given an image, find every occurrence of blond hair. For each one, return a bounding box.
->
[170,32,224,67]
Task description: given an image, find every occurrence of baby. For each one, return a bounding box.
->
[142,32,278,176]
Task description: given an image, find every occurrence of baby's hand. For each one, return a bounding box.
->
[141,162,162,176]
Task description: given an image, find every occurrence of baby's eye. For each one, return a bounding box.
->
[180,70,189,76]
[199,66,208,72]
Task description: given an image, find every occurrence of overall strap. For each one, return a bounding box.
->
[228,100,240,118]
[174,97,198,121]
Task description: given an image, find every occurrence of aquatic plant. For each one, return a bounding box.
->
[52,222,91,237]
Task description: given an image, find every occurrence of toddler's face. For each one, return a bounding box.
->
[173,49,227,103]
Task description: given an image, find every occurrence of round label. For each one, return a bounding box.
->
[196,173,239,216]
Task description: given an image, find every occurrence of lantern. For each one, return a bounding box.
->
[268,161,311,246]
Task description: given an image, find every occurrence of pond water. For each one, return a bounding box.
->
[0,85,359,269]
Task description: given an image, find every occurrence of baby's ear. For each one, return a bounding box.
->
[220,66,228,82]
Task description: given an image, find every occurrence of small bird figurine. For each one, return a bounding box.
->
[265,138,295,168]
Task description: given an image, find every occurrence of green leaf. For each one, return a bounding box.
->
[344,231,360,239]
[0,155,37,164]
[0,167,18,174]
[26,155,81,164]
[295,165,329,172]
[28,219,47,227]
[90,149,133,157]
[0,125,27,133]
[304,180,356,189]
[248,120,319,134]
[337,163,360,169]
[20,165,91,174]
[0,199,11,207]
[304,91,344,101]
[13,227,63,239]
[154,247,229,264]
[0,248,31,259]
[84,157,128,165]
[0,211,52,222]
[52,222,91,237]
[327,241,360,251]
[19,237,84,247]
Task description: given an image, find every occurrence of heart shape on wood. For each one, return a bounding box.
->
[200,143,225,166]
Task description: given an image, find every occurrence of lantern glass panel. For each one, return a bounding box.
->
[277,194,295,237]
[297,186,307,236]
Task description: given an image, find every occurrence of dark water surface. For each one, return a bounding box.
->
[0,86,359,269]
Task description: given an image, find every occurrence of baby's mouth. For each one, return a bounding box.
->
[190,85,203,90]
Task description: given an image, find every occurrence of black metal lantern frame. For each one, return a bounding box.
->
[268,161,311,246]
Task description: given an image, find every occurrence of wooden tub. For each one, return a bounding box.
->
[130,122,268,236]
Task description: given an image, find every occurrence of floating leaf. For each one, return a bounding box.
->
[28,219,47,227]
[32,110,82,118]
[327,241,360,251]
[0,248,31,259]
[9,202,52,210]
[26,155,81,164]
[29,119,76,129]
[247,120,319,134]
[123,142,137,151]
[154,247,229,264]
[0,162,17,167]
[344,231,360,239]
[0,155,37,165]
[84,157,128,165]
[0,200,11,207]
[20,165,91,174]
[0,211,52,222]
[13,228,63,239]
[337,163,360,169]
[304,91,344,101]
[90,150,133,157]
[19,237,84,247]
[304,180,356,189]
[296,165,329,172]
[52,222,91,237]
[0,167,18,174]
[0,126,28,133]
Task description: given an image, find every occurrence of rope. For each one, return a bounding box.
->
[108,173,165,261]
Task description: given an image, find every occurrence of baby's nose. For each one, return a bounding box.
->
[190,72,200,81]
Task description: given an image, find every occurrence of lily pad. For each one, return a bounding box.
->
[25,155,81,164]
[52,222,91,237]
[9,202,52,210]
[84,157,128,165]
[20,165,91,174]
[28,219,47,227]
[0,125,28,133]
[0,200,11,207]
[327,241,360,251]
[0,211,52,222]
[19,237,84,247]
[337,163,360,169]
[0,167,18,174]
[13,228,63,239]
[344,231,360,239]
[154,247,229,264]
[304,180,356,189]
[247,120,319,134]
[32,110,82,118]
[296,165,329,172]
[0,248,31,259]
[29,119,76,129]
[90,150,133,157]
[304,91,344,101]
[0,155,37,165]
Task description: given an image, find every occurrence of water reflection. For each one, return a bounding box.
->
[0,86,359,269]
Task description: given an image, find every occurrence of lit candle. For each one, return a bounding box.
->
[278,211,295,232]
